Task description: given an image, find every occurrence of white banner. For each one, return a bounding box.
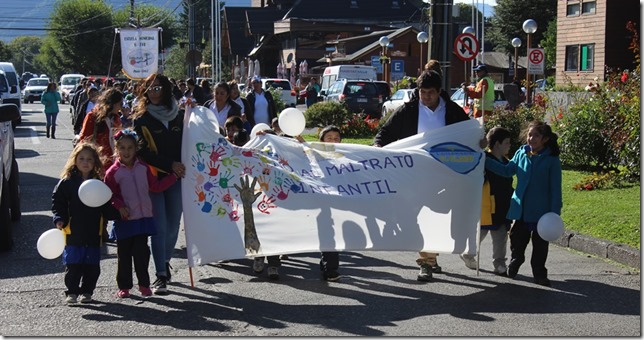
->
[120,28,159,80]
[181,107,485,266]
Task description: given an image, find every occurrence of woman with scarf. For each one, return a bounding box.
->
[131,73,186,295]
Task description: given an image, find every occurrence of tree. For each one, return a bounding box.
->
[0,41,13,61]
[8,36,42,75]
[540,20,557,71]
[486,0,557,54]
[163,44,189,80]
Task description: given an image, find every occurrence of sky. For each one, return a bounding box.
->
[0,0,251,42]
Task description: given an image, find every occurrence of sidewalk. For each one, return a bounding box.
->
[553,229,640,270]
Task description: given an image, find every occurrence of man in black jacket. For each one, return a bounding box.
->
[374,69,470,282]
[245,76,277,129]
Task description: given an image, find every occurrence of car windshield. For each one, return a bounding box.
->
[265,80,291,90]
[28,79,49,86]
[62,77,81,85]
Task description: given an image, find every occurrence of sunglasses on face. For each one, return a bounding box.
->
[147,85,163,93]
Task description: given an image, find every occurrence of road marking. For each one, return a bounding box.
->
[30,126,41,144]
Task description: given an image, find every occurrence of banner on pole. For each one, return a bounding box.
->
[181,107,485,266]
[120,28,159,80]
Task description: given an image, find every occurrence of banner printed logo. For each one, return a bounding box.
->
[427,142,482,174]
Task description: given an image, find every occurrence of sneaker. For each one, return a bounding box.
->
[279,254,289,260]
[430,262,442,274]
[417,264,433,282]
[507,264,519,278]
[139,286,152,297]
[267,266,280,280]
[79,294,93,303]
[253,257,265,273]
[534,277,551,287]
[65,294,78,304]
[494,264,508,276]
[460,254,477,270]
[323,270,341,282]
[152,276,168,295]
[165,262,173,283]
[117,289,130,298]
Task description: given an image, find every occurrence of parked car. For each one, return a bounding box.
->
[324,79,382,118]
[373,80,392,110]
[0,103,22,251]
[23,77,50,103]
[261,78,297,107]
[381,88,414,117]
[450,87,508,115]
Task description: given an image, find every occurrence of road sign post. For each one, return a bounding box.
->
[528,48,545,75]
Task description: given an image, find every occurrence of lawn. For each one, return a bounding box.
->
[301,133,641,250]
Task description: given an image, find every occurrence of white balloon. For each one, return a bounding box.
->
[37,228,65,259]
[278,107,306,136]
[537,212,565,242]
[78,179,112,208]
[250,123,272,139]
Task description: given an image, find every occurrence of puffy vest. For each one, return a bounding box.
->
[474,76,495,111]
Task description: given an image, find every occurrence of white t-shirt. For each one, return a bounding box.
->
[252,91,270,125]
[210,102,231,126]
[417,96,446,134]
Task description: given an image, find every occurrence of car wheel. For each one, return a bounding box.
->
[9,158,20,222]
[23,98,28,104]
[0,176,14,252]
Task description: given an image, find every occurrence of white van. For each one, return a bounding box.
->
[0,69,20,127]
[319,65,377,97]
[0,63,21,112]
[59,74,85,104]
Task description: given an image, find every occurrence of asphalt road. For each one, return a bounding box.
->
[0,103,640,336]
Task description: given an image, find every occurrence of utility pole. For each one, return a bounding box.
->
[187,0,196,79]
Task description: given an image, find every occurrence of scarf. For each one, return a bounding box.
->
[147,99,179,123]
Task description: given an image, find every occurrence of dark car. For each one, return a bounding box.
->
[0,103,21,251]
[373,80,392,109]
[324,79,382,118]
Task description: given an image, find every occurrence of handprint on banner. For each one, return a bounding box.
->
[257,175,270,192]
[257,194,277,214]
[210,144,227,163]
[261,165,271,175]
[228,202,240,221]
[221,157,241,168]
[196,142,209,156]
[208,160,220,176]
[216,204,227,217]
[273,173,284,186]
[195,185,206,202]
[272,184,290,200]
[203,180,218,192]
[278,155,292,171]
[191,154,206,172]
[219,188,238,205]
[283,177,301,194]
[218,169,235,188]
[230,146,242,157]
[242,161,255,176]
[192,171,206,186]
[217,137,228,146]
[198,192,218,213]
[241,149,254,157]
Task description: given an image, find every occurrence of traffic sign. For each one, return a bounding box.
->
[528,48,545,75]
[454,33,479,62]
[371,56,383,74]
[391,60,405,80]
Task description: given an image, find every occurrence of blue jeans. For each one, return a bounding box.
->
[149,179,183,277]
[45,112,58,127]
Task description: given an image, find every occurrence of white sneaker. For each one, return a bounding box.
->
[460,254,477,270]
[65,294,78,304]
[253,257,265,273]
[495,264,508,275]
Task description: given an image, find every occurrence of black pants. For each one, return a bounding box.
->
[509,220,549,279]
[320,252,339,273]
[116,234,151,289]
[65,263,100,296]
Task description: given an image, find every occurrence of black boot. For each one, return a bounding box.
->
[51,127,56,139]
[46,125,50,138]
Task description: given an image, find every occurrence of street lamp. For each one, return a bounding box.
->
[523,19,538,104]
[511,37,522,82]
[416,31,429,75]
[379,36,390,84]
[422,0,434,61]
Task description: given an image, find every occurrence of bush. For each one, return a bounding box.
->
[484,104,546,156]
[303,101,352,129]
[341,113,380,138]
[266,87,286,114]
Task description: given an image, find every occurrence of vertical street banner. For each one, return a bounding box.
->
[120,28,159,80]
[181,107,485,266]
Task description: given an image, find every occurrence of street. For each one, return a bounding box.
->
[0,103,640,336]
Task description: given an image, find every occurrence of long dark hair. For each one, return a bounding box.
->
[131,73,174,119]
[524,121,560,156]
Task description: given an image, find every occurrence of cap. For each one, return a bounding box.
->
[473,64,488,72]
[251,76,262,83]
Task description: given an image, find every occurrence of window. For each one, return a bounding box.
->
[391,0,400,9]
[565,44,594,72]
[350,0,358,8]
[582,0,596,14]
[566,0,580,16]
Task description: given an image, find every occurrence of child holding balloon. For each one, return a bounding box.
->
[103,129,178,298]
[483,121,562,287]
[52,142,119,304]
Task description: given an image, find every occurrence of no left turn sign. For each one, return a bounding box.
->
[454,33,479,62]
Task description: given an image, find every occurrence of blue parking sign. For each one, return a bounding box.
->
[391,60,404,80]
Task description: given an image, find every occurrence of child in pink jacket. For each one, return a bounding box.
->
[104,129,178,298]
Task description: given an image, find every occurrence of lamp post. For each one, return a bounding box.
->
[422,0,434,61]
[511,37,522,82]
[462,26,475,84]
[522,19,538,105]
[416,31,429,75]
[379,36,390,84]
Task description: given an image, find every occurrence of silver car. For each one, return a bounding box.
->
[381,89,414,117]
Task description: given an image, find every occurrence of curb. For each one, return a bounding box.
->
[553,229,640,270]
